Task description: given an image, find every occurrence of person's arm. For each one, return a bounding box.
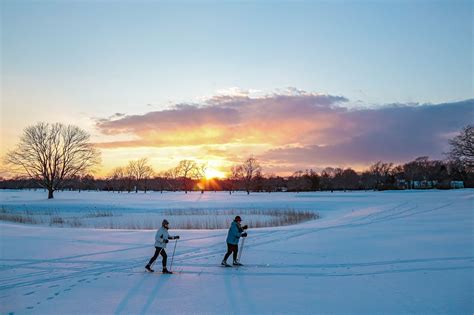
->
[231,223,242,238]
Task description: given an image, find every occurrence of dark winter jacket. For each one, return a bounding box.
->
[226,221,243,245]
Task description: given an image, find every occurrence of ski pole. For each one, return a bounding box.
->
[169,239,178,272]
[238,236,245,262]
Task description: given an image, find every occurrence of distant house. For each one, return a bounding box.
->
[398,180,439,189]
[450,181,464,189]
[398,180,464,190]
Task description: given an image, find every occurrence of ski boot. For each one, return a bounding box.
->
[233,260,243,266]
[221,260,232,267]
[162,268,173,274]
[145,265,154,272]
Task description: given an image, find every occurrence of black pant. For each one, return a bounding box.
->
[148,247,167,268]
[223,243,238,262]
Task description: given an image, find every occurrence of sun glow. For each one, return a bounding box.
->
[204,167,226,179]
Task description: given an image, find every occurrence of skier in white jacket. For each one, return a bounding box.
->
[145,219,180,274]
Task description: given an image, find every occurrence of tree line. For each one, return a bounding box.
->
[2,155,472,193]
[2,123,473,198]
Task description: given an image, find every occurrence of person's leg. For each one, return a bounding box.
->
[223,243,233,262]
[232,244,239,262]
[147,247,162,266]
[160,249,168,268]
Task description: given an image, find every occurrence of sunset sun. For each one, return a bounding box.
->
[204,167,226,179]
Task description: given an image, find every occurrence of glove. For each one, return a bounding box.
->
[241,232,248,237]
[242,225,248,230]
[174,236,180,240]
[163,239,169,243]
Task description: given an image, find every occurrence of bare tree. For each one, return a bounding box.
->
[5,122,100,199]
[127,158,154,193]
[193,163,207,180]
[109,166,126,192]
[334,168,359,190]
[175,160,198,193]
[448,125,473,171]
[242,157,262,194]
[226,164,243,194]
[230,165,243,179]
[163,167,181,191]
[320,167,335,191]
[369,161,393,190]
[287,170,312,192]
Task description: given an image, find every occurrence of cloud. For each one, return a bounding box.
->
[95,89,348,147]
[260,99,474,170]
[94,89,473,172]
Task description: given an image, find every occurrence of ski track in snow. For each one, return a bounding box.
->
[0,190,473,314]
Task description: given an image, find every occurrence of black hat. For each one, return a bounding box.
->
[162,219,169,226]
[234,216,242,222]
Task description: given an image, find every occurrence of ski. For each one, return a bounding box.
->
[143,270,181,275]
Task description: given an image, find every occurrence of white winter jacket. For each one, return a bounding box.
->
[154,226,172,248]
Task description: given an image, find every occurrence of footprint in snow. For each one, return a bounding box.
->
[23,291,35,296]
[47,296,54,300]
[26,306,34,310]
[48,284,59,288]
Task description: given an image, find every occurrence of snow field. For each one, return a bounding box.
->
[0,189,472,314]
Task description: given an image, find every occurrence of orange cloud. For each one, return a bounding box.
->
[95,92,348,149]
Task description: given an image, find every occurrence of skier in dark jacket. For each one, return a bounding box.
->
[221,216,248,266]
[145,219,180,274]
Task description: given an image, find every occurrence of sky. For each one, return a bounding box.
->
[1,0,473,177]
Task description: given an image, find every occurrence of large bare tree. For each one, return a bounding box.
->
[448,125,473,171]
[5,122,100,199]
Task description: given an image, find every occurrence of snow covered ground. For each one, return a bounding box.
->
[0,190,473,314]
[0,190,324,229]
